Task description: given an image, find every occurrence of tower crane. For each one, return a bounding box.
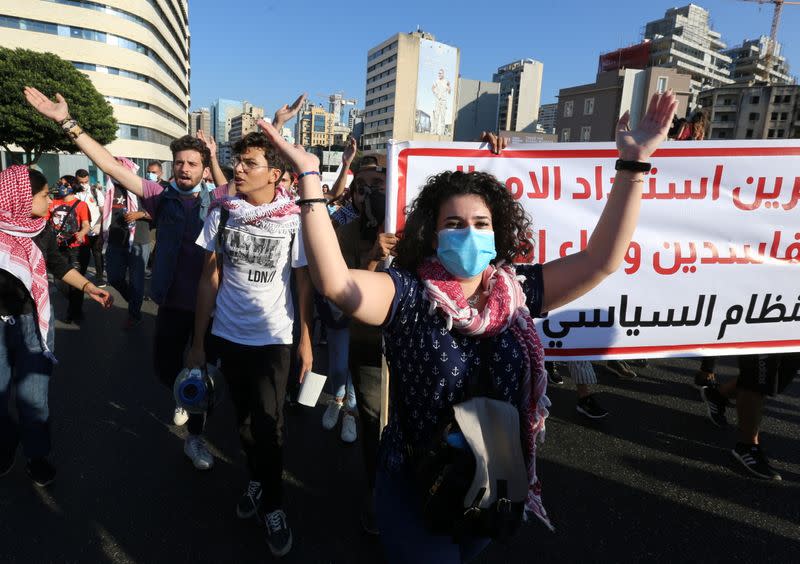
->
[738,0,800,82]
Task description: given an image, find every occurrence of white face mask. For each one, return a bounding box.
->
[146,172,159,182]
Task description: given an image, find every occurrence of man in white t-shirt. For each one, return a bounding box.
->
[187,132,313,559]
[74,169,106,286]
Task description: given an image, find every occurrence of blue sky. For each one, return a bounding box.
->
[188,0,800,116]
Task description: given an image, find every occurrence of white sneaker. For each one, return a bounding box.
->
[184,435,214,470]
[173,406,189,426]
[322,401,343,430]
[341,413,357,443]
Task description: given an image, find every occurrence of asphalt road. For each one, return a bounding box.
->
[1,281,798,563]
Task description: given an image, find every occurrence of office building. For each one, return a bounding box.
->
[189,108,211,137]
[0,0,190,176]
[228,101,264,143]
[211,98,243,143]
[725,36,794,85]
[493,59,543,133]
[453,78,499,141]
[297,104,335,147]
[362,30,461,153]
[698,83,799,139]
[557,67,691,142]
[643,4,733,104]
[537,103,558,134]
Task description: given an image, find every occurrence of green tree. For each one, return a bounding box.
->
[0,48,117,165]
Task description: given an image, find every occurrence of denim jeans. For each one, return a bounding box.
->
[0,314,53,459]
[376,470,491,564]
[106,242,151,320]
[326,326,356,410]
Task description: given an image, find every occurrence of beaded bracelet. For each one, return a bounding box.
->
[297,171,321,181]
[81,281,91,293]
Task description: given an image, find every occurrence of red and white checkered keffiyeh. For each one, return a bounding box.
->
[0,165,53,359]
[417,258,553,531]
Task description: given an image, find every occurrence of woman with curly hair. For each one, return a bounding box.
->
[257,91,677,563]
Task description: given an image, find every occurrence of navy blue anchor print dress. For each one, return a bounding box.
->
[378,263,545,472]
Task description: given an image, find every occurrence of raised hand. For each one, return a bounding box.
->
[24,87,70,123]
[480,131,508,155]
[256,119,319,175]
[616,91,678,162]
[342,136,357,164]
[272,93,307,130]
[197,129,217,155]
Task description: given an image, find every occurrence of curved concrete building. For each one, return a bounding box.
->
[1,0,190,165]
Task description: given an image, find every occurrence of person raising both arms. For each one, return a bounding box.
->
[256,91,677,563]
[24,86,229,470]
[1,166,112,487]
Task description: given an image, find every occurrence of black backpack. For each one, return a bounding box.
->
[50,200,81,247]
[409,338,528,542]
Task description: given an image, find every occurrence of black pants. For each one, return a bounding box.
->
[60,246,84,319]
[218,339,290,513]
[153,307,217,435]
[79,233,104,282]
[349,328,383,491]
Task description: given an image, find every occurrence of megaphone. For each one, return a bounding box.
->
[174,364,222,414]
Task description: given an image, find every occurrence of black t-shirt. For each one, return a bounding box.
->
[108,186,151,247]
[0,225,71,315]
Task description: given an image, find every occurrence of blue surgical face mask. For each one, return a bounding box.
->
[170,180,203,194]
[436,227,497,279]
[146,172,158,182]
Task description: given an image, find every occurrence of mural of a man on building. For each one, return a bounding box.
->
[431,68,451,136]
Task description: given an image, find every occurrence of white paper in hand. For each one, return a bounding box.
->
[297,371,327,407]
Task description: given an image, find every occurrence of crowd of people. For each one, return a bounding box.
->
[0,85,795,563]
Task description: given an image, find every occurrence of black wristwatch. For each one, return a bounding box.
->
[615,159,652,173]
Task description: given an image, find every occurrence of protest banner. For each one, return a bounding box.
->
[385,140,800,360]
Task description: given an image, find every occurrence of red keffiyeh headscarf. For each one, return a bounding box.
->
[0,165,54,360]
[418,258,553,531]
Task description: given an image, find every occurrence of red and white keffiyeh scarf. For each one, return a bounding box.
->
[417,258,553,531]
[101,157,139,248]
[211,187,300,233]
[0,165,54,360]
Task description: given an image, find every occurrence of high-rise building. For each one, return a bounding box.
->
[362,30,460,153]
[297,104,335,147]
[644,4,733,104]
[189,108,212,137]
[493,59,544,133]
[0,0,190,174]
[228,101,265,143]
[453,78,499,142]
[725,36,794,85]
[698,83,799,140]
[556,67,691,142]
[211,98,243,143]
[537,103,558,134]
[328,93,357,126]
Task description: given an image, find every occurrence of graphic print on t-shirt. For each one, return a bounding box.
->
[222,226,288,284]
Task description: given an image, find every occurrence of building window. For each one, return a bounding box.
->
[563,101,573,118]
[583,98,594,116]
[748,112,759,121]
[581,126,591,141]
[767,129,775,138]
[745,129,753,138]
[561,128,571,142]
[780,112,788,121]
[778,129,785,137]
[717,130,727,139]
[773,95,781,103]
[771,112,778,120]
[657,76,668,93]
[750,95,760,104]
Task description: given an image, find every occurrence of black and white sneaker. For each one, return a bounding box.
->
[731,443,782,481]
[264,509,293,557]
[26,458,56,486]
[576,395,609,419]
[545,362,564,385]
[236,480,262,519]
[700,386,727,427]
